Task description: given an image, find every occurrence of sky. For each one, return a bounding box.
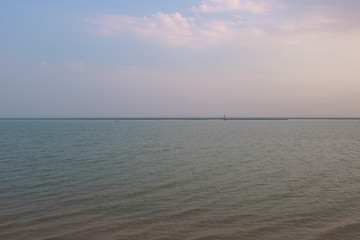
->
[1,0,360,118]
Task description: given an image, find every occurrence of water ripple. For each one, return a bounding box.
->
[1,120,360,239]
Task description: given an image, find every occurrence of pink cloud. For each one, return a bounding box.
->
[88,12,243,48]
[86,1,353,48]
[195,0,269,13]
[87,12,269,48]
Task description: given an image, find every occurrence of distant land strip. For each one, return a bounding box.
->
[1,118,360,120]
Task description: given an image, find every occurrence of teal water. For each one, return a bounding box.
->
[0,120,359,240]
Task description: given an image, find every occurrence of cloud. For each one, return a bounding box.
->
[87,12,272,48]
[86,0,279,48]
[194,0,269,13]
[87,1,359,48]
[88,12,246,48]
[277,13,338,32]
[88,13,192,45]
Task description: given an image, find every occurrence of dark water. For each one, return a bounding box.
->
[0,120,359,240]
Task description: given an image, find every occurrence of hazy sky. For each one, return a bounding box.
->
[1,0,360,117]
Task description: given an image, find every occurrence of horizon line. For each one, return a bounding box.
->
[1,117,360,120]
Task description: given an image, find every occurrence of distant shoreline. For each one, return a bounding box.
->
[1,117,360,120]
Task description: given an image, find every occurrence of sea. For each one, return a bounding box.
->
[0,119,359,240]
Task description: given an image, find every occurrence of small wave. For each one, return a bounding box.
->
[312,222,360,240]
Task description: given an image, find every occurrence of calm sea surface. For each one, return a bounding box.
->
[0,120,359,240]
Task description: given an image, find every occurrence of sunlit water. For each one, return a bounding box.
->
[0,120,359,240]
